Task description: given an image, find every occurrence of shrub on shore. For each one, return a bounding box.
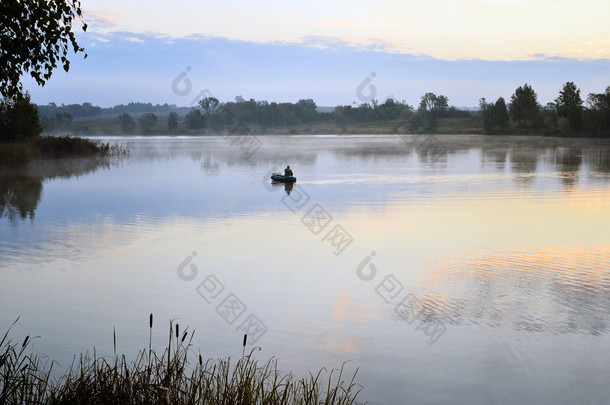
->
[28,135,110,158]
[0,136,122,168]
[0,143,34,168]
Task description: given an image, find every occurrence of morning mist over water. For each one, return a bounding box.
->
[2,134,609,403]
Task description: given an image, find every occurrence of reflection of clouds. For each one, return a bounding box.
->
[416,245,610,336]
[314,329,360,355]
[333,290,364,323]
[310,290,364,355]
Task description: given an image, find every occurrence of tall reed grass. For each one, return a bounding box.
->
[1,316,364,404]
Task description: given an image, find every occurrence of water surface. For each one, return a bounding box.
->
[1,135,610,404]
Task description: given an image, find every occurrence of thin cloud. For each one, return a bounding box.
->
[301,35,410,54]
[83,8,122,30]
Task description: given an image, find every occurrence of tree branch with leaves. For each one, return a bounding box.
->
[0,0,88,100]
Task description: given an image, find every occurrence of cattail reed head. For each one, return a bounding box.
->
[199,354,203,366]
[181,331,188,343]
[22,335,29,348]
[149,313,153,328]
[176,324,179,339]
[243,334,247,347]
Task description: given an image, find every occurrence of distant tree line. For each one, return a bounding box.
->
[114,97,335,134]
[333,93,468,131]
[480,82,610,136]
[36,102,178,118]
[185,97,333,131]
[117,111,173,134]
[40,112,73,132]
[26,84,610,137]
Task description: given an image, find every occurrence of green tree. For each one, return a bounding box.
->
[543,102,559,132]
[118,113,136,134]
[509,83,541,129]
[296,99,317,123]
[418,92,448,130]
[555,82,583,131]
[184,109,206,129]
[0,92,42,142]
[139,113,158,133]
[480,97,509,134]
[585,87,610,132]
[494,97,509,132]
[434,95,449,117]
[199,97,219,116]
[168,112,178,131]
[0,0,88,100]
[479,98,493,133]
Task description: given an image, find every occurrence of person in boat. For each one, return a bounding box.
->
[284,165,293,177]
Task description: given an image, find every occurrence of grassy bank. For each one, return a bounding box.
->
[0,317,363,405]
[0,136,123,169]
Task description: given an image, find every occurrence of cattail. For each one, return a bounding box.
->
[176,324,179,339]
[199,354,203,366]
[242,334,248,359]
[22,335,29,348]
[149,313,153,328]
[181,331,188,343]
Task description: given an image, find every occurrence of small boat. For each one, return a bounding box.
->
[271,172,297,183]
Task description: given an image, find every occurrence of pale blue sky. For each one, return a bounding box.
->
[22,1,610,108]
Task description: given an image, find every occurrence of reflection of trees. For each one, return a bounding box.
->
[0,175,42,221]
[508,148,538,187]
[585,148,610,174]
[0,156,117,222]
[200,156,220,176]
[27,156,114,180]
[554,147,582,189]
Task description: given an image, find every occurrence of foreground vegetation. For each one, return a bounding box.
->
[0,317,363,405]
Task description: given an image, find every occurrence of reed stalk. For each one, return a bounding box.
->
[0,317,364,404]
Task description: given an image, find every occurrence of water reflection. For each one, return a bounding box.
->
[2,135,610,404]
[415,245,610,336]
[0,157,118,222]
[2,135,610,224]
[268,180,295,195]
[0,175,42,221]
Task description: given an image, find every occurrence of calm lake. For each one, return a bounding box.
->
[2,134,610,404]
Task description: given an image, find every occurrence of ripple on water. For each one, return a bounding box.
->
[414,245,610,336]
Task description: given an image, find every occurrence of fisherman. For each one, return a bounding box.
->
[284,165,293,177]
